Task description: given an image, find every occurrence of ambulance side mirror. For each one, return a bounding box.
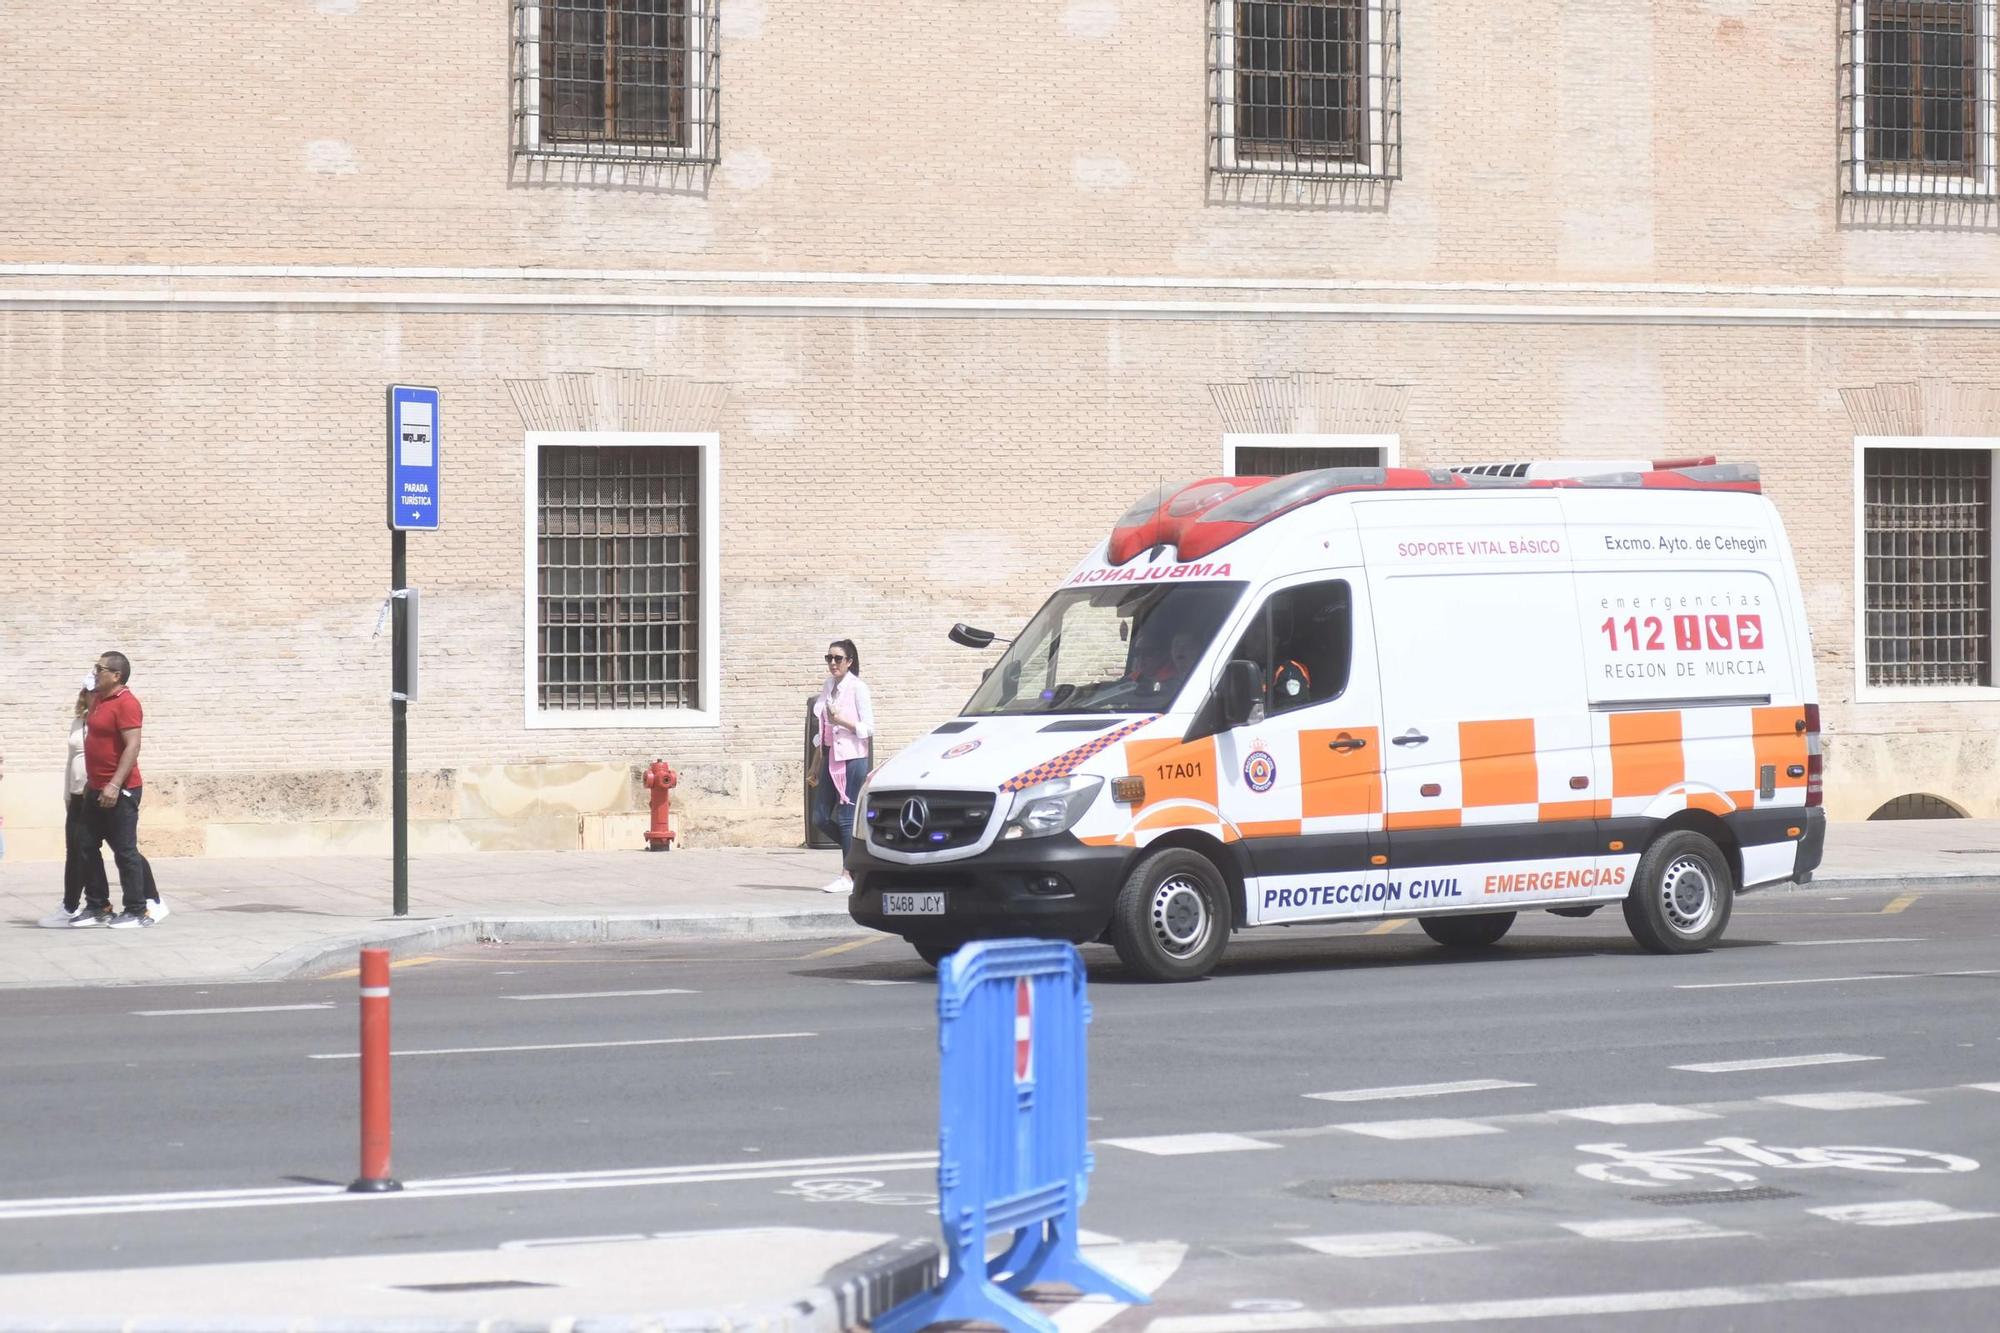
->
[950,623,996,649]
[1219,659,1263,729]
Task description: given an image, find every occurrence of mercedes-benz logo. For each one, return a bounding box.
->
[899,797,930,840]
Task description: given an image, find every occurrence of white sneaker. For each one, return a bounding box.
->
[820,872,853,895]
[146,897,170,923]
[38,906,87,929]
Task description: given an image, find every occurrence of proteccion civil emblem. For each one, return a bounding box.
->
[943,739,982,759]
[1243,748,1278,793]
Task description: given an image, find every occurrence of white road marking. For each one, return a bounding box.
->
[1145,1267,2000,1331]
[1054,1241,1188,1333]
[1305,1079,1533,1103]
[0,1150,937,1222]
[1674,1053,1881,1073]
[1777,937,1925,946]
[1561,1217,1750,1243]
[1761,1091,1924,1111]
[1677,970,1999,991]
[1294,1231,1479,1259]
[1554,1103,1719,1125]
[1334,1118,1502,1140]
[1970,1083,2000,1094]
[845,979,917,986]
[308,1032,813,1059]
[1811,1201,1998,1227]
[1100,1133,1280,1157]
[132,1003,335,1017]
[501,988,697,1001]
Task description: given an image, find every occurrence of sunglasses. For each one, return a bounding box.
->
[825,654,848,664]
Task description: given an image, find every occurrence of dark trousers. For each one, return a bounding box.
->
[812,755,870,857]
[64,793,111,913]
[89,786,156,915]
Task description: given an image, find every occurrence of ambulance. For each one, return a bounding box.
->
[846,460,1825,981]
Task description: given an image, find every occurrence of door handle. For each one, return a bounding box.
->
[1327,735,1368,752]
[1391,730,1429,747]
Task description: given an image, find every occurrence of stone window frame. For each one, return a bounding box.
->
[1842,0,2000,199]
[522,430,722,730]
[510,0,721,165]
[1851,434,1999,702]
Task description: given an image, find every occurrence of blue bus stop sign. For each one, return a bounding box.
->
[388,386,440,531]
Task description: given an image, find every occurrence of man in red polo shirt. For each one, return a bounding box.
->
[79,650,161,929]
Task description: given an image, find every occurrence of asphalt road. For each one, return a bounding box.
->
[2,883,1996,1330]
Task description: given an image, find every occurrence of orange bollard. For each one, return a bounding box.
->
[347,947,402,1193]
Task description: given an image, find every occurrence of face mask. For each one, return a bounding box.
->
[82,671,99,692]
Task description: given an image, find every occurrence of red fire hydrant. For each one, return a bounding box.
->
[642,758,677,851]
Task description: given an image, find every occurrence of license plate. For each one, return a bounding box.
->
[882,892,945,916]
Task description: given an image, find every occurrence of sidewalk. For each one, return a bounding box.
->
[0,1230,940,1333]
[3,821,1998,992]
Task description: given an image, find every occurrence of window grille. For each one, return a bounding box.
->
[1208,0,1400,179]
[1863,446,1993,687]
[1840,1,1998,196]
[1232,442,1383,475]
[536,445,702,710]
[511,1,719,162]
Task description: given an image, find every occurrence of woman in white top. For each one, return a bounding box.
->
[809,638,875,894]
[41,684,110,926]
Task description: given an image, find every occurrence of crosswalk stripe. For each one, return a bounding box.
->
[1100,1133,1279,1157]
[1760,1091,1923,1111]
[1305,1079,1532,1103]
[1561,1218,1750,1243]
[1809,1201,1998,1227]
[1293,1231,1479,1259]
[1334,1118,1501,1140]
[1553,1103,1718,1125]
[1673,1053,1880,1073]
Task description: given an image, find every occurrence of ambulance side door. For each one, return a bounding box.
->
[1213,573,1390,925]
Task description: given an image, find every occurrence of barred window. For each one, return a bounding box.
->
[1842,1,1998,196]
[1862,445,1994,688]
[511,1,719,162]
[1209,0,1400,179]
[535,443,704,713]
[1230,442,1382,475]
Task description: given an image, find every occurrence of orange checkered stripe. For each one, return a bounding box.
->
[1000,715,1160,793]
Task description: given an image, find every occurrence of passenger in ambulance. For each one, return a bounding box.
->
[1122,622,1176,684]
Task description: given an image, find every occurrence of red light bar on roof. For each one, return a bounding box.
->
[1106,463,1761,565]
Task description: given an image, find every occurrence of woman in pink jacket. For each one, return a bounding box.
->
[810,638,874,894]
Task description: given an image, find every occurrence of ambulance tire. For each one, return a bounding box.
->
[1624,830,1734,954]
[1418,912,1516,949]
[1110,848,1231,982]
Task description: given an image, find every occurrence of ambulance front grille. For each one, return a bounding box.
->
[865,791,995,852]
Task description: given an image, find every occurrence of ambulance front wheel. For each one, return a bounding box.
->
[912,941,954,970]
[1110,848,1231,982]
[1624,830,1734,954]
[1418,912,1516,948]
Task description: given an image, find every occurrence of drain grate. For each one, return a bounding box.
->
[393,1280,558,1294]
[1312,1180,1526,1206]
[1639,1186,1800,1206]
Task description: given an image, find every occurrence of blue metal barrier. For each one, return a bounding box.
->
[874,939,1147,1333]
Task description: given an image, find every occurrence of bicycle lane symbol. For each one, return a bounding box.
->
[1576,1137,1981,1188]
[777,1177,939,1210]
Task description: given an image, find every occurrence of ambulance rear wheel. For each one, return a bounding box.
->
[1418,912,1516,949]
[1624,830,1734,954]
[1110,848,1230,982]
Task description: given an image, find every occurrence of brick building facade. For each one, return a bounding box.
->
[2,1,1997,860]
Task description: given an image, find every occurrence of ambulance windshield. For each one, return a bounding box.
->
[961,581,1246,715]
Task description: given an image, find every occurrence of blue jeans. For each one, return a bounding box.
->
[813,755,870,857]
[89,785,156,915]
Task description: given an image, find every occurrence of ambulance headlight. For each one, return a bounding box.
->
[1003,776,1104,840]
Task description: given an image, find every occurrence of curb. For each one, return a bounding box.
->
[1763,873,2000,894]
[262,910,871,982]
[0,1237,942,1333]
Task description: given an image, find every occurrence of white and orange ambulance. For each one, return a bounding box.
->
[847,461,1825,980]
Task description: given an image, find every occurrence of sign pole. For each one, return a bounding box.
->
[392,529,408,918]
[386,384,438,920]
